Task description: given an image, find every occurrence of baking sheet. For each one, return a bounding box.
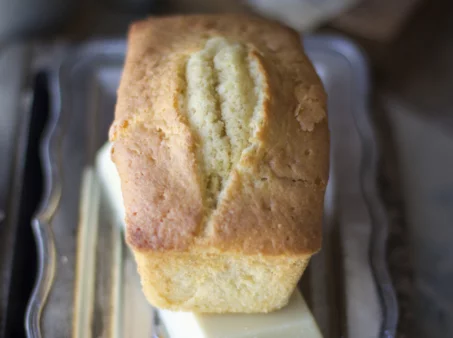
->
[25,36,398,338]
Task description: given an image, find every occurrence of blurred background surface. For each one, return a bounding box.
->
[1,0,453,337]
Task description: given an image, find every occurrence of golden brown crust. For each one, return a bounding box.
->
[110,14,328,256]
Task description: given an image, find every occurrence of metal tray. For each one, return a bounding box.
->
[25,36,398,338]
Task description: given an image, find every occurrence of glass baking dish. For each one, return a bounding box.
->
[25,35,398,338]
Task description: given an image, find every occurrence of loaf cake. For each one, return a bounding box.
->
[109,14,329,313]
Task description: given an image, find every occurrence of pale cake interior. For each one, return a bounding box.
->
[185,37,267,208]
[134,251,309,313]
